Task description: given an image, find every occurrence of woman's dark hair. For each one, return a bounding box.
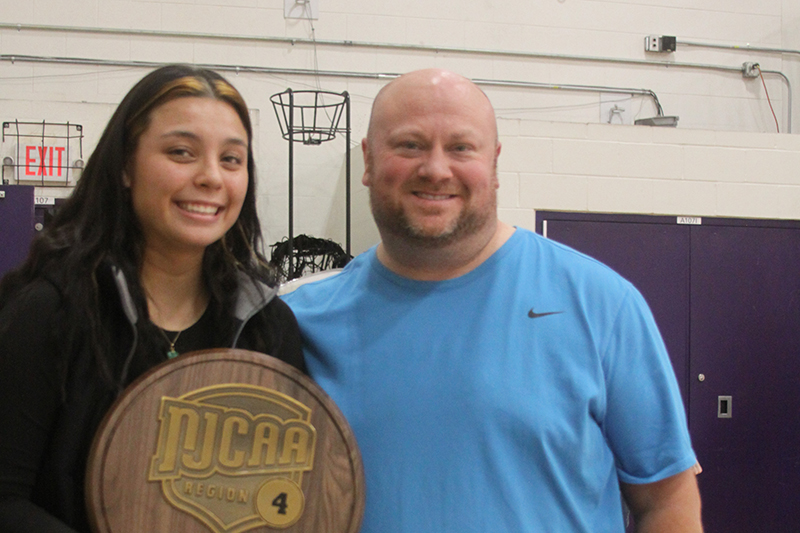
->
[0,64,275,387]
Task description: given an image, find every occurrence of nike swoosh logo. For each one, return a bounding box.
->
[528,309,563,319]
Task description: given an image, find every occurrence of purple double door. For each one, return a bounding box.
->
[537,212,800,533]
[0,185,35,280]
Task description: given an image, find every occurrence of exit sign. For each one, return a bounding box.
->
[2,120,83,186]
[24,145,68,177]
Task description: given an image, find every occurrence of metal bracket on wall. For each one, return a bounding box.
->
[284,0,319,20]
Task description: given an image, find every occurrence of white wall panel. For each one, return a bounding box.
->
[2,29,67,56]
[717,182,800,218]
[66,35,132,61]
[0,2,34,22]
[498,136,552,174]
[587,176,655,212]
[31,0,99,26]
[98,2,163,29]
[553,138,681,179]
[599,0,781,17]
[0,0,798,254]
[344,14,407,43]
[519,173,589,211]
[649,179,717,216]
[404,17,466,48]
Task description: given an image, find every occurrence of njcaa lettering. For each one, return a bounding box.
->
[150,397,316,479]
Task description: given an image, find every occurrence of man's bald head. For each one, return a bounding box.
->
[365,69,498,150]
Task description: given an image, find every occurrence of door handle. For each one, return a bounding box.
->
[718,395,732,418]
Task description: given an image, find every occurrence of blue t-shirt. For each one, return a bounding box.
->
[284,228,696,532]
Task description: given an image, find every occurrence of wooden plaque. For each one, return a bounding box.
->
[86,349,364,533]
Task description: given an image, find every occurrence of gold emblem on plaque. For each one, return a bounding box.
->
[148,384,317,532]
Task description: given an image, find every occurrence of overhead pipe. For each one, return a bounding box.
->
[0,53,667,118]
[0,23,792,130]
[0,23,786,73]
[679,39,800,58]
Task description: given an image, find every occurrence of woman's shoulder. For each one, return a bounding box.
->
[0,276,64,319]
[0,276,67,374]
[257,293,301,331]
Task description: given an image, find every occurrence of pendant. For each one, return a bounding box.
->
[159,328,182,360]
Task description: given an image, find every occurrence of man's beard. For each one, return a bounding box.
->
[369,188,495,248]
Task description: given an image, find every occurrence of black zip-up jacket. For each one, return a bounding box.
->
[0,264,305,532]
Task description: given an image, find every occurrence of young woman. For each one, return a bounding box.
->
[0,64,305,532]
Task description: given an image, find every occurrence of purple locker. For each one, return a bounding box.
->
[536,212,800,533]
[0,185,35,279]
[689,223,800,532]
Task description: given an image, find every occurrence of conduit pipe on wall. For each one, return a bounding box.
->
[0,23,788,70]
[676,39,796,132]
[0,54,667,121]
[679,39,800,58]
[472,79,666,116]
[0,23,792,131]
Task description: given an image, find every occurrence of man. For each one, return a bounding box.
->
[283,69,703,532]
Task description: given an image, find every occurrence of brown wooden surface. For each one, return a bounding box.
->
[86,349,364,533]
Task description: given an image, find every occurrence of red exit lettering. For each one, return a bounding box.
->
[25,145,66,177]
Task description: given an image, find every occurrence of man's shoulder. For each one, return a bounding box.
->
[280,248,375,303]
[279,268,347,297]
[511,228,608,268]
[510,228,636,293]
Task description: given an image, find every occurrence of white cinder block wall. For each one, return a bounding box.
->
[1,0,799,256]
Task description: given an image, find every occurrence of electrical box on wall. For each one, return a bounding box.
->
[645,35,676,53]
[285,0,319,20]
